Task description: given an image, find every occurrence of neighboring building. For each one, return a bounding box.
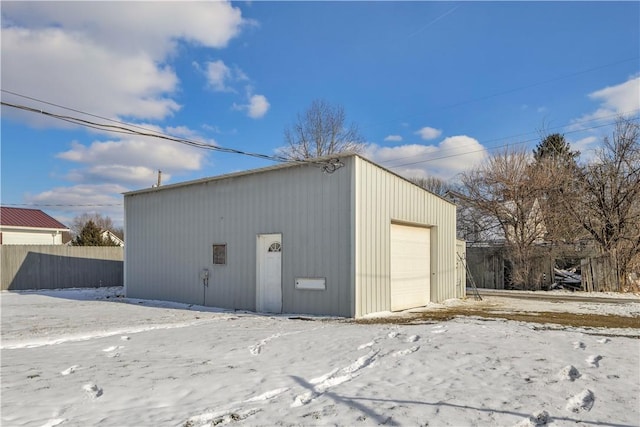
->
[101,230,124,247]
[0,207,69,245]
[124,154,462,318]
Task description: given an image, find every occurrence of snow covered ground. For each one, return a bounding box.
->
[1,287,639,427]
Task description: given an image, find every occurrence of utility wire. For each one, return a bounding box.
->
[1,100,291,163]
[1,88,187,136]
[378,109,640,167]
[363,56,640,132]
[1,97,345,172]
[383,112,640,169]
[2,99,637,176]
[4,55,638,150]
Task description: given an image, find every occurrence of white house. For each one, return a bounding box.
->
[101,230,124,247]
[0,207,69,245]
[125,154,464,318]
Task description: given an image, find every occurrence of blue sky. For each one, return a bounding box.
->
[2,1,639,227]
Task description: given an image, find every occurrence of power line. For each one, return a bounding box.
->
[381,110,640,169]
[1,99,291,163]
[1,88,191,137]
[364,56,640,132]
[4,55,638,148]
[379,109,639,166]
[3,60,639,178]
[1,95,348,173]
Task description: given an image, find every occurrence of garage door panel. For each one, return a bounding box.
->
[390,223,430,311]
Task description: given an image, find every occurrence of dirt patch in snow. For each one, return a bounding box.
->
[356,306,640,330]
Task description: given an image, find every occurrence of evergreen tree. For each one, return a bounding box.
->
[532,133,583,243]
[73,220,119,246]
[533,133,579,165]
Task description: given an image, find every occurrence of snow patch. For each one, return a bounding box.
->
[341,351,378,373]
[60,365,79,376]
[82,383,103,399]
[184,407,261,426]
[357,341,375,350]
[1,320,213,349]
[39,418,66,427]
[405,334,420,342]
[292,350,379,407]
[2,286,638,427]
[573,341,586,350]
[557,365,581,381]
[515,410,551,427]
[586,355,603,367]
[566,389,595,412]
[248,330,309,355]
[393,346,420,357]
[244,387,289,403]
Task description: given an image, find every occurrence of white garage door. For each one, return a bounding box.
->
[390,223,430,311]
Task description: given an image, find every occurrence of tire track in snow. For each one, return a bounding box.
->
[1,319,216,349]
[291,350,379,407]
[291,328,425,408]
[181,407,262,427]
[248,328,322,355]
[181,388,288,426]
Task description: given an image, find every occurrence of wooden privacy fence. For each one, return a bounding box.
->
[1,245,123,291]
[581,255,620,292]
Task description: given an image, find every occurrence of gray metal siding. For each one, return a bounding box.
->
[354,157,457,317]
[125,159,353,317]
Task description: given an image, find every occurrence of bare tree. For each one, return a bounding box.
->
[570,117,640,287]
[408,176,450,196]
[460,146,547,288]
[282,99,365,160]
[71,213,123,239]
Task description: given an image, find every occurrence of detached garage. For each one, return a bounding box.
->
[124,154,463,318]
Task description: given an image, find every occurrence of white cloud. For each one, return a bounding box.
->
[571,136,598,153]
[26,183,128,226]
[234,94,270,119]
[65,165,170,188]
[1,2,248,122]
[55,124,210,188]
[248,95,270,118]
[384,135,403,142]
[196,60,250,92]
[2,27,180,122]
[415,126,442,140]
[571,76,640,129]
[589,76,640,114]
[204,60,233,92]
[365,135,487,180]
[2,2,246,58]
[569,135,600,163]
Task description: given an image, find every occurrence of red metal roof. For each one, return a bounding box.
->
[0,207,68,230]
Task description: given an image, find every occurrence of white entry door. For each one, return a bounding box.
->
[390,223,430,311]
[256,233,282,313]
